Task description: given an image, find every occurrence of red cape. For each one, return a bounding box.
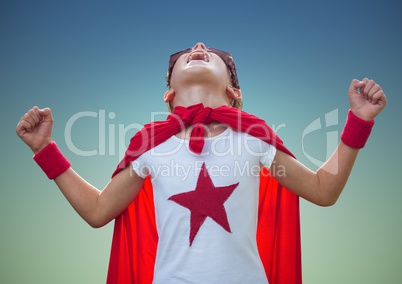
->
[107,104,302,284]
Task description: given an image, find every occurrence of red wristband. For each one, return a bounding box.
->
[33,141,71,179]
[341,110,375,149]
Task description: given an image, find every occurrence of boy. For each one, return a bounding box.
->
[16,42,387,283]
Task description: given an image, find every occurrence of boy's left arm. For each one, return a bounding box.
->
[271,78,387,206]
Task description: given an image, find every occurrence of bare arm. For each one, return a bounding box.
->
[271,78,387,206]
[16,106,144,228]
[54,165,143,228]
[271,143,358,206]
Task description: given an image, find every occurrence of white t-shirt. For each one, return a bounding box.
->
[132,128,276,284]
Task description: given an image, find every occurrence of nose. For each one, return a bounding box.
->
[192,42,207,51]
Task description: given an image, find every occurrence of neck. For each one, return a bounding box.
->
[172,84,231,109]
[172,86,231,139]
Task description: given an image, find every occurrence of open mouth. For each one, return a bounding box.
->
[187,51,210,63]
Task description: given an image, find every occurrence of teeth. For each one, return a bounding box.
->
[188,51,209,63]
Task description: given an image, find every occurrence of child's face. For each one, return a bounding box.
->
[169,43,232,90]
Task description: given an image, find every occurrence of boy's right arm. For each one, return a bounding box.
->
[54,165,144,228]
[16,106,144,228]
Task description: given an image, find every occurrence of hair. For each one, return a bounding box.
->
[232,91,243,110]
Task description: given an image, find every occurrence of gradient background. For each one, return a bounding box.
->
[1,0,401,283]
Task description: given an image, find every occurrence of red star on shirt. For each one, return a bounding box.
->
[168,162,239,246]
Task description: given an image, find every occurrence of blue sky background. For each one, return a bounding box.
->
[1,0,401,283]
